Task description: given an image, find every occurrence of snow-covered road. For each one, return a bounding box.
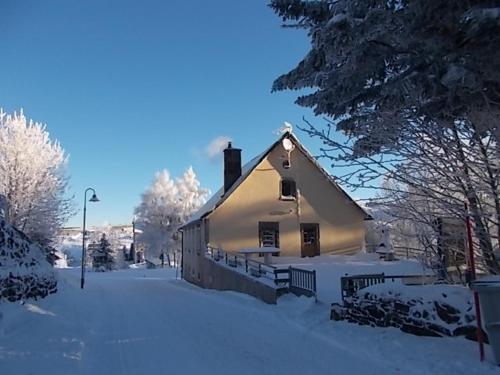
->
[0,268,497,374]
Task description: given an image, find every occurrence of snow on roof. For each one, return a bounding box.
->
[184,132,370,227]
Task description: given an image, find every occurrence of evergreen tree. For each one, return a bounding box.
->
[91,233,114,271]
[270,0,500,145]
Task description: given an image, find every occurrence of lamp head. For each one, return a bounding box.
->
[89,193,100,203]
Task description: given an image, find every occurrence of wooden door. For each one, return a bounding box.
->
[301,223,320,257]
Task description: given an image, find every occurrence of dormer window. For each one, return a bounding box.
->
[281,179,296,200]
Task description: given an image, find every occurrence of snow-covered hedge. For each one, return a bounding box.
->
[0,219,57,302]
[332,283,485,341]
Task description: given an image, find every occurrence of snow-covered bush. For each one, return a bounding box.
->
[0,219,57,302]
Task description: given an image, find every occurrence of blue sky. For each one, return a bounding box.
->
[0,0,366,227]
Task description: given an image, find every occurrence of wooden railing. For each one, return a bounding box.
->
[205,247,316,298]
[340,273,436,301]
[289,267,317,299]
[206,246,281,284]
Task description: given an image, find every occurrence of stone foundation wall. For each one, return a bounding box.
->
[0,274,57,302]
[331,289,487,342]
[184,256,278,304]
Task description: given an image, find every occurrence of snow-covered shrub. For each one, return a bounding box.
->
[0,219,57,302]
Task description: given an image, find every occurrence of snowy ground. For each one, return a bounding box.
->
[0,265,497,374]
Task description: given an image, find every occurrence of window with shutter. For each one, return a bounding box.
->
[258,222,280,248]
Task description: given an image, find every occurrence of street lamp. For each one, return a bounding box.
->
[81,187,100,289]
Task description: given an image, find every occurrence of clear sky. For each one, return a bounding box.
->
[0,0,366,227]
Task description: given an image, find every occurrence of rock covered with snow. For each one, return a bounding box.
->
[0,219,57,302]
[332,282,486,341]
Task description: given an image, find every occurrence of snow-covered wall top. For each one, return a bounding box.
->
[362,283,474,329]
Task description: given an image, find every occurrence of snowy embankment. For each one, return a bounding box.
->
[0,219,57,302]
[0,267,498,374]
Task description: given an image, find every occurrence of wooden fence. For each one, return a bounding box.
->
[340,273,436,301]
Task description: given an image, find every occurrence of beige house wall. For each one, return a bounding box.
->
[182,221,207,282]
[206,144,366,257]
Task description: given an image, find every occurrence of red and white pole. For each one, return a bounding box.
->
[465,202,485,361]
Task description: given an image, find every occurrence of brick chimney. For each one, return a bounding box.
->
[223,142,242,193]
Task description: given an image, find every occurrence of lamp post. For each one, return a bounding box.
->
[131,217,136,263]
[80,187,100,289]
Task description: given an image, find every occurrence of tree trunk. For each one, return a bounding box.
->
[452,125,500,274]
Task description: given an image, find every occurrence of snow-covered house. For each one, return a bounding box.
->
[181,131,370,282]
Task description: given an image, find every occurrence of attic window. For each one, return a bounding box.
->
[281,179,296,200]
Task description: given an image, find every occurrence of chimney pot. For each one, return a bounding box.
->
[223,142,242,193]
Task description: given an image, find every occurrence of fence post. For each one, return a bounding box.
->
[245,259,248,273]
[313,270,317,302]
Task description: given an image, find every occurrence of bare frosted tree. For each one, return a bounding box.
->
[301,116,499,273]
[134,167,208,262]
[0,109,75,245]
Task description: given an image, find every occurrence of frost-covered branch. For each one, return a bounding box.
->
[0,109,75,245]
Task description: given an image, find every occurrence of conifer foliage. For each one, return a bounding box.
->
[270,0,500,148]
[90,233,114,271]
